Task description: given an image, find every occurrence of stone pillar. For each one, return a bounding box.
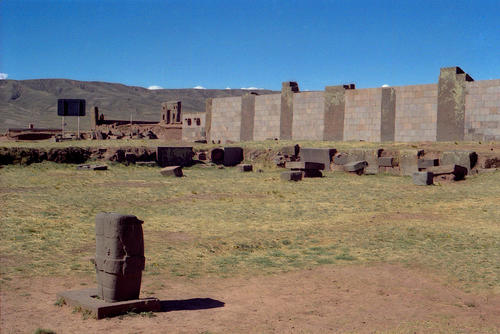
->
[205,98,213,142]
[436,66,474,141]
[280,81,299,140]
[380,87,396,142]
[240,94,256,141]
[91,106,99,130]
[323,84,354,141]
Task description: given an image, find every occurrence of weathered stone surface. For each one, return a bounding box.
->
[378,156,394,167]
[303,169,323,178]
[160,166,183,177]
[299,148,336,170]
[413,172,434,185]
[77,164,108,170]
[441,151,477,172]
[238,164,253,172]
[427,164,468,180]
[380,87,396,142]
[418,159,439,169]
[333,153,349,165]
[285,161,325,170]
[399,150,423,176]
[57,288,160,319]
[156,147,194,167]
[223,147,244,166]
[281,171,303,181]
[280,145,300,158]
[344,161,368,173]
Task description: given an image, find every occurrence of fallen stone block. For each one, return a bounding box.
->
[299,148,336,170]
[413,172,434,185]
[441,151,478,173]
[285,161,325,170]
[281,171,303,181]
[343,161,368,174]
[333,153,349,165]
[378,156,394,167]
[125,152,137,164]
[238,164,253,172]
[210,148,224,164]
[77,164,108,171]
[427,164,467,180]
[224,147,244,166]
[160,166,183,177]
[418,159,439,169]
[303,169,323,178]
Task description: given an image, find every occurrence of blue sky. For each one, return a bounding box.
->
[1,0,499,90]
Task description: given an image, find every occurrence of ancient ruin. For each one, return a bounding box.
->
[206,66,500,143]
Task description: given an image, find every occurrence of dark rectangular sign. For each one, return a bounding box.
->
[57,99,86,116]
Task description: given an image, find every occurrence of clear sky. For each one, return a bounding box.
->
[1,0,499,90]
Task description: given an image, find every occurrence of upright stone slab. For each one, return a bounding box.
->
[440,151,477,173]
[299,148,336,170]
[223,147,244,166]
[413,172,434,185]
[380,87,396,142]
[324,85,353,141]
[280,82,299,140]
[240,94,256,141]
[437,67,474,141]
[399,149,423,176]
[205,98,213,142]
[95,213,145,303]
[281,171,303,181]
[156,147,194,167]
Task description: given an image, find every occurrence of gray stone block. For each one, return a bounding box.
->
[399,150,423,176]
[303,169,323,178]
[344,161,368,173]
[135,161,156,167]
[418,159,440,169]
[281,171,303,181]
[299,148,336,170]
[334,153,349,165]
[427,164,468,180]
[77,164,108,170]
[160,166,183,177]
[285,161,325,170]
[441,151,478,172]
[413,172,434,185]
[378,157,394,167]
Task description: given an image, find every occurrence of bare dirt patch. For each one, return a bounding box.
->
[2,264,499,333]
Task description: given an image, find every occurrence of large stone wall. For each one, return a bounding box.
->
[292,92,324,140]
[394,84,438,142]
[210,97,242,142]
[253,94,281,141]
[344,88,382,142]
[207,67,499,143]
[465,79,500,141]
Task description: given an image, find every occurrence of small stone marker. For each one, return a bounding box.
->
[281,171,303,181]
[160,166,183,177]
[238,164,253,172]
[417,159,439,169]
[77,164,108,171]
[413,171,434,185]
[378,156,394,167]
[135,161,156,167]
[343,161,368,174]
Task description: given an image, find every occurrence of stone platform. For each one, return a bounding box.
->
[57,288,160,319]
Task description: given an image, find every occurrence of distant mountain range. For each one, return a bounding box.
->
[0,79,276,132]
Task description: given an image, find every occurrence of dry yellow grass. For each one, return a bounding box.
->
[1,161,499,294]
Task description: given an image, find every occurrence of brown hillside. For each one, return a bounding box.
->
[0,79,277,132]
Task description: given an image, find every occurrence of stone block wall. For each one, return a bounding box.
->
[465,79,500,141]
[344,88,382,141]
[292,92,325,140]
[210,97,242,142]
[394,84,438,142]
[253,94,281,141]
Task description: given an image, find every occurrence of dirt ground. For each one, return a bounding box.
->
[1,264,499,334]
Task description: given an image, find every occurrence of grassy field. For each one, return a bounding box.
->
[1,161,499,294]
